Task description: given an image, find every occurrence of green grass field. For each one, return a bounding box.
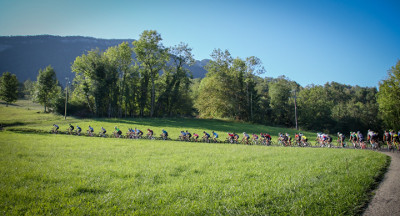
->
[0,100,318,143]
[0,100,390,215]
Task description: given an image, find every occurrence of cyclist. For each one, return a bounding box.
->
[76,125,82,136]
[186,130,192,141]
[234,133,240,143]
[147,129,154,139]
[242,132,250,144]
[135,128,143,138]
[349,132,357,148]
[370,131,380,150]
[52,124,59,134]
[337,132,345,147]
[68,124,74,135]
[286,133,292,146]
[278,133,283,145]
[326,134,333,147]
[87,125,94,136]
[114,126,122,138]
[367,129,374,143]
[282,133,289,146]
[252,134,259,145]
[357,131,366,149]
[320,133,328,147]
[193,132,199,142]
[203,131,211,142]
[126,128,134,138]
[383,130,391,147]
[227,133,235,143]
[259,133,266,144]
[301,135,308,146]
[212,131,219,143]
[265,133,272,145]
[392,130,399,151]
[295,133,300,146]
[100,127,107,137]
[161,129,168,140]
[180,131,187,141]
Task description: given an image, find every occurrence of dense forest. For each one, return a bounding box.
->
[4,30,400,134]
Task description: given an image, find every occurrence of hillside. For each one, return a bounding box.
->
[0,35,209,85]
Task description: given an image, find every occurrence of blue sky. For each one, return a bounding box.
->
[0,0,399,87]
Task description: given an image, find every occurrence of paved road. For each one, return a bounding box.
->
[363,151,400,216]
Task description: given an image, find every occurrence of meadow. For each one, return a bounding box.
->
[0,100,318,143]
[0,101,390,215]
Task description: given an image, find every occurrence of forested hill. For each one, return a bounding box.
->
[0,35,208,85]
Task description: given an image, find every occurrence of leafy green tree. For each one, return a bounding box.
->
[378,60,400,129]
[196,49,234,118]
[133,30,169,117]
[244,56,266,121]
[196,49,265,121]
[156,42,195,116]
[104,42,134,117]
[0,72,19,106]
[269,76,298,126]
[33,66,59,112]
[71,49,119,117]
[298,85,333,130]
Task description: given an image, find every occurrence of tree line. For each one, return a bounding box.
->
[1,30,399,134]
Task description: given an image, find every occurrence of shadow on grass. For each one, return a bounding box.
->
[95,117,301,136]
[0,102,20,107]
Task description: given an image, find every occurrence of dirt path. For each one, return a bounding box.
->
[363,151,400,216]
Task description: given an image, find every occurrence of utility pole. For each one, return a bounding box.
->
[291,89,298,130]
[64,77,69,120]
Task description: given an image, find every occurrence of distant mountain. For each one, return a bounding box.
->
[0,35,209,85]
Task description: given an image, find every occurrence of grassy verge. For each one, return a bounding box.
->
[0,131,389,215]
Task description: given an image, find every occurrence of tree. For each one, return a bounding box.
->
[269,76,298,126]
[244,56,266,121]
[33,66,59,112]
[0,72,19,106]
[71,49,119,117]
[298,85,333,130]
[196,49,234,118]
[378,60,400,130]
[104,42,134,117]
[156,42,195,116]
[133,30,169,117]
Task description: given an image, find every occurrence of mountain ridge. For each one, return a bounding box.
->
[0,35,209,85]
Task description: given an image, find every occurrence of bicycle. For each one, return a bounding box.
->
[49,129,59,134]
[146,133,156,140]
[86,130,94,137]
[98,131,107,137]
